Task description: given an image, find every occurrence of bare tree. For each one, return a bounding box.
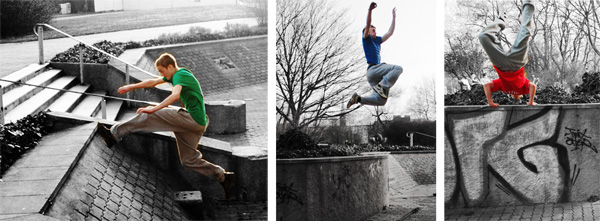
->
[569,1,600,57]
[445,31,487,84]
[407,74,436,121]
[276,0,363,130]
[446,0,600,92]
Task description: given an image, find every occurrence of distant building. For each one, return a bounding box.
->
[393,115,411,123]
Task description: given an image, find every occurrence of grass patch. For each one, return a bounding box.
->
[1,5,257,43]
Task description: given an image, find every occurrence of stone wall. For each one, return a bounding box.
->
[277,153,389,221]
[445,105,600,208]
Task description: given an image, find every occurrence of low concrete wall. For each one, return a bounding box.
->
[277,153,389,221]
[50,62,246,134]
[445,105,600,208]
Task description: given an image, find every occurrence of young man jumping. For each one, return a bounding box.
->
[96,53,235,199]
[481,0,537,107]
[347,2,403,108]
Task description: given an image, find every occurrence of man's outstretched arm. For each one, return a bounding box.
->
[382,7,396,43]
[363,2,377,39]
[117,77,166,94]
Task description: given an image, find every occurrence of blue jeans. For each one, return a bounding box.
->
[360,63,403,106]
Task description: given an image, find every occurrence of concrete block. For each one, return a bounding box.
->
[234,155,267,201]
[174,191,202,203]
[205,100,246,134]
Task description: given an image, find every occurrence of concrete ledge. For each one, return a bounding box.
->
[47,111,232,155]
[389,150,436,154]
[445,103,600,113]
[446,104,600,208]
[0,123,96,217]
[277,153,389,221]
[277,154,388,164]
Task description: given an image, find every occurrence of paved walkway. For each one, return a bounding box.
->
[446,202,600,221]
[367,185,436,221]
[0,18,257,78]
[366,153,437,221]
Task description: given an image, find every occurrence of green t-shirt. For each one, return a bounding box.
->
[162,68,207,126]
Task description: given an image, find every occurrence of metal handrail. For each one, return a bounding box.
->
[0,78,166,106]
[406,132,436,147]
[33,23,157,78]
[0,78,180,124]
[0,24,167,124]
[408,132,436,139]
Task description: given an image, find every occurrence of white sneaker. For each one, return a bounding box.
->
[373,84,388,99]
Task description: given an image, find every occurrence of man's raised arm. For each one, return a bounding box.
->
[363,2,377,39]
[382,7,396,43]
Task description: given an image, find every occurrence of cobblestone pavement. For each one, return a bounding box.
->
[143,37,267,96]
[46,135,190,220]
[367,185,436,221]
[46,132,268,220]
[206,83,268,151]
[446,201,600,221]
[367,154,436,221]
[392,154,435,185]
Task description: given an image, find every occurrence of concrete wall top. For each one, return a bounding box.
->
[277,153,389,164]
[446,103,600,113]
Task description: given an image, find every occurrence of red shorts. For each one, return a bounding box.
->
[491,78,530,95]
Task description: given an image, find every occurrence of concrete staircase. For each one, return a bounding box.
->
[1,64,125,123]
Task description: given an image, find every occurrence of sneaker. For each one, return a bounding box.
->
[97,123,116,148]
[347,93,360,109]
[373,84,388,99]
[219,172,235,200]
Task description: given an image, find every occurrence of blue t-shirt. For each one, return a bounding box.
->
[362,36,382,64]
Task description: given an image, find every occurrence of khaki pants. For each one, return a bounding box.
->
[110,107,224,181]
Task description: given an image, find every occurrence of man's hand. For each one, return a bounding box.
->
[117,85,132,94]
[392,7,396,18]
[369,2,377,11]
[488,102,500,108]
[137,106,157,114]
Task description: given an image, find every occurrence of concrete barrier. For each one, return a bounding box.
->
[445,104,600,208]
[205,100,246,134]
[277,153,389,221]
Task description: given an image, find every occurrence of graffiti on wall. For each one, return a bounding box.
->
[276,182,303,206]
[564,127,598,153]
[445,106,600,207]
